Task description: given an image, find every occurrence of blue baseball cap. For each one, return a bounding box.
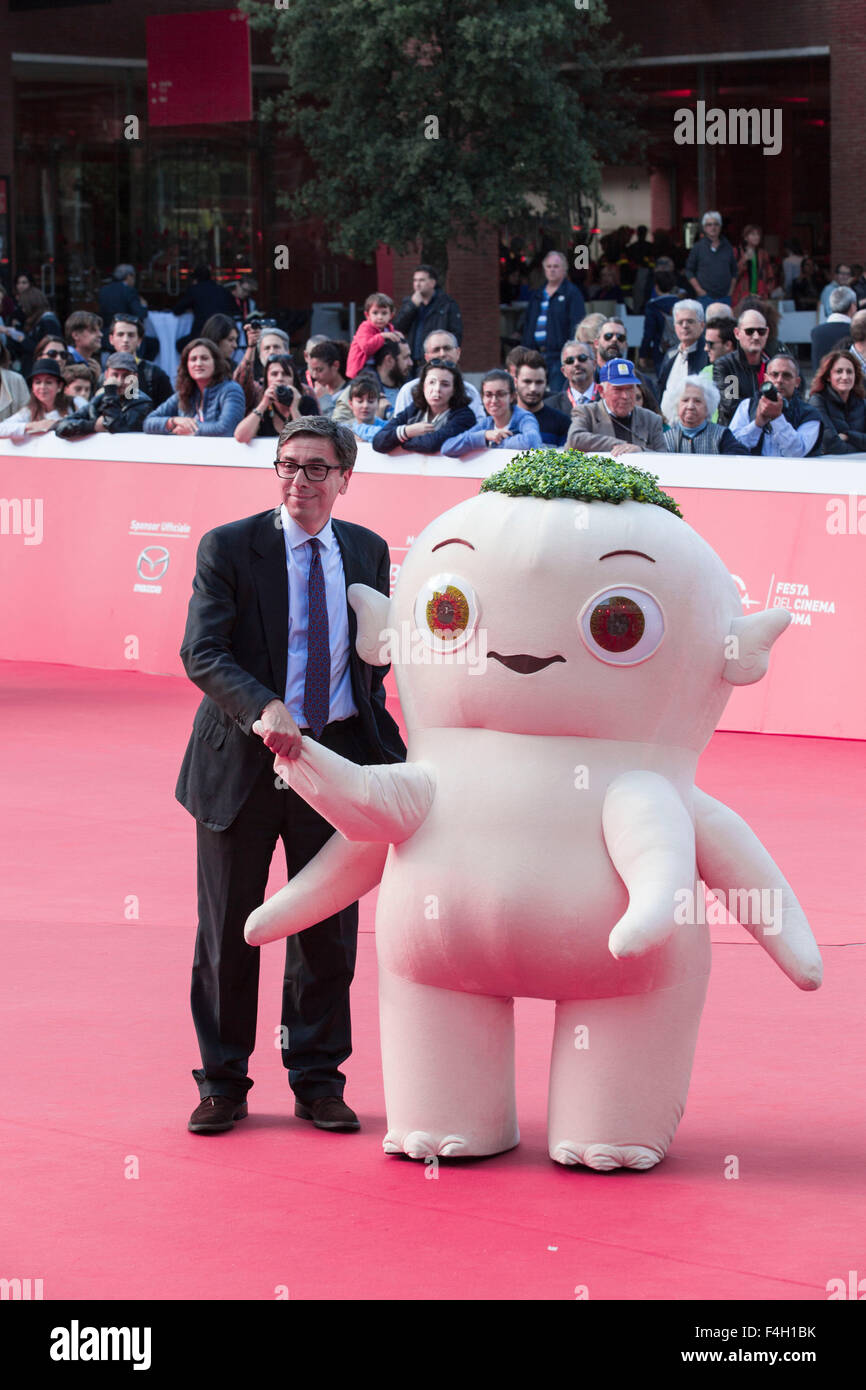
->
[598,358,640,386]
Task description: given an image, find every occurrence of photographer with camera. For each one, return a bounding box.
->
[55,353,153,440]
[233,317,297,413]
[234,353,319,444]
[728,354,823,457]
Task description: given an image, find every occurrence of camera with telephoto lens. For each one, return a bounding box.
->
[759,381,779,402]
[274,384,294,405]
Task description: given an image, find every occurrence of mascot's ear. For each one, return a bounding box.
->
[348,583,393,665]
[723,608,790,686]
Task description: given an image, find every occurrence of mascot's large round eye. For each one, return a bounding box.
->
[578,586,665,666]
[414,573,479,653]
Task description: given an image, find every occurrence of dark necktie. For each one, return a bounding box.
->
[303,537,330,738]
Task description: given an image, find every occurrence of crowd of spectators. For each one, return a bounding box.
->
[2,227,865,458]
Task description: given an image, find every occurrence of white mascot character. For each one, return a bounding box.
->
[246,453,822,1170]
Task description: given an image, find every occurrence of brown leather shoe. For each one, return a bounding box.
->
[188,1095,248,1134]
[294,1096,360,1132]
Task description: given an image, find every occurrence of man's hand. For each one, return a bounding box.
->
[755,395,784,426]
[253,699,303,760]
[609,441,641,456]
[410,289,424,307]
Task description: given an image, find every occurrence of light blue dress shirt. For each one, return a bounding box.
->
[279,505,358,728]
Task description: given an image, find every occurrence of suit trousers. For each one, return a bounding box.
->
[191,716,369,1104]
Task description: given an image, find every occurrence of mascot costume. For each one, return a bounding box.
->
[245,453,822,1170]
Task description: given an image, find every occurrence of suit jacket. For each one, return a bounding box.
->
[656,338,709,397]
[176,509,405,831]
[567,400,666,454]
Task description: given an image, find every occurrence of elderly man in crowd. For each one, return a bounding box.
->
[729,353,823,456]
[567,358,665,456]
[545,339,598,413]
[818,263,855,322]
[811,287,857,369]
[657,299,709,423]
[663,376,748,454]
[521,250,585,392]
[712,308,771,426]
[393,329,485,421]
[685,211,738,308]
[593,316,660,414]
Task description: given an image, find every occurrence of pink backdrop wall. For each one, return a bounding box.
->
[1,443,864,738]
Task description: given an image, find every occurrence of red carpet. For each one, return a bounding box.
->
[1,660,864,1300]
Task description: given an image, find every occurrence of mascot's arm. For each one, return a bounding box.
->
[694,788,822,989]
[245,837,388,946]
[602,771,695,959]
[274,738,435,843]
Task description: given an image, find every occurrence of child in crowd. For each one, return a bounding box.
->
[62,362,98,407]
[346,375,387,441]
[346,292,400,378]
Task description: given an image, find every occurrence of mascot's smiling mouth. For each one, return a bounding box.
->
[488,652,566,674]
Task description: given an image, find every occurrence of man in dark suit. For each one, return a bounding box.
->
[811,287,856,370]
[178,416,405,1136]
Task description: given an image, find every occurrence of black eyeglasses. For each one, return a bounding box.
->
[601,332,626,342]
[742,327,768,336]
[274,460,343,482]
[43,349,68,358]
[562,354,592,365]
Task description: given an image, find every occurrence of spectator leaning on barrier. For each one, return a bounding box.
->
[394,264,463,368]
[393,330,485,422]
[663,376,749,455]
[106,315,173,407]
[658,299,709,424]
[811,288,856,371]
[713,309,770,427]
[144,338,245,437]
[56,353,153,439]
[514,353,570,445]
[520,251,586,392]
[545,340,598,413]
[566,358,665,457]
[372,358,475,454]
[685,211,738,308]
[441,369,543,456]
[729,353,823,457]
[234,325,293,414]
[344,375,388,442]
[235,354,319,445]
[808,350,866,455]
[0,340,29,422]
[0,356,71,439]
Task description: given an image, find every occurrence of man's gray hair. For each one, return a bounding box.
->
[423,329,457,352]
[671,373,720,418]
[259,327,290,352]
[276,415,358,471]
[701,210,723,228]
[113,263,136,280]
[674,298,705,324]
[829,286,857,315]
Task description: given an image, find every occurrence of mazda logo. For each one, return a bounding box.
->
[137,546,170,581]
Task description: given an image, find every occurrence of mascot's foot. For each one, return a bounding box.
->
[550,1141,663,1171]
[383,1129,473,1160]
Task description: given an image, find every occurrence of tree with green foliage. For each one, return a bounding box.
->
[240,0,643,278]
